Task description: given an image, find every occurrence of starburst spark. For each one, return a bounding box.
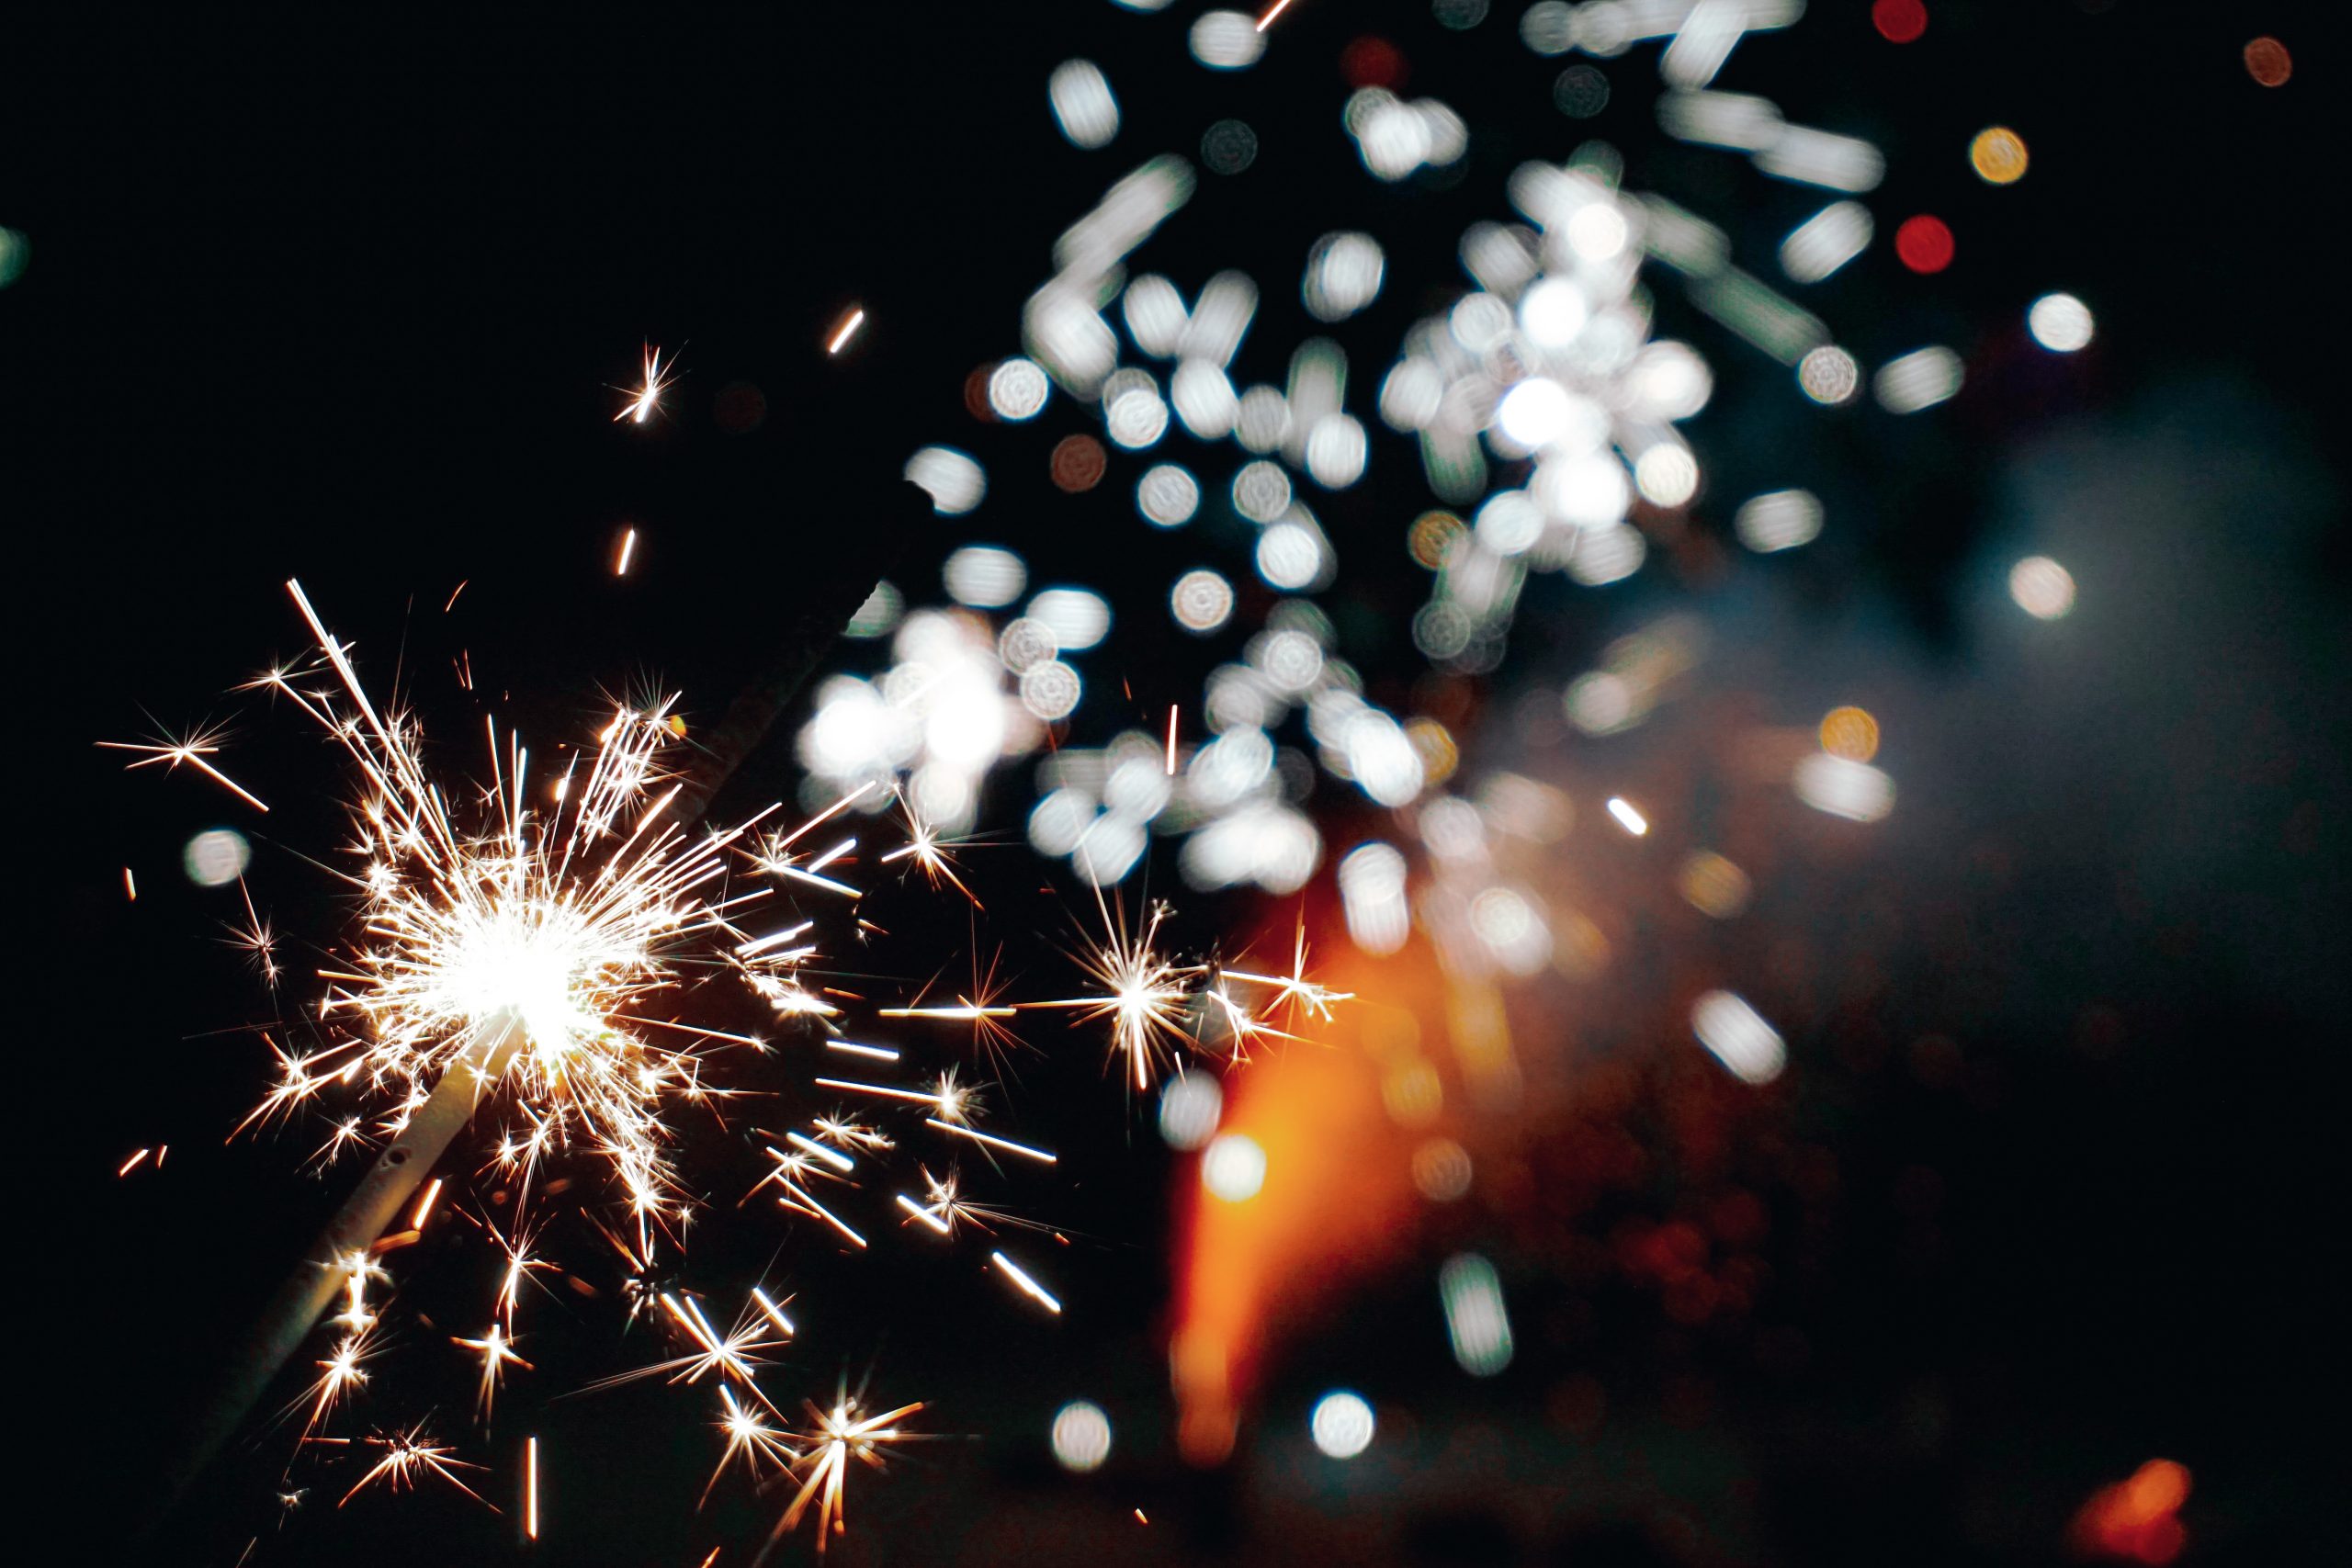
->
[335,1421,492,1509]
[615,343,676,424]
[238,580,860,1258]
[1026,895,1199,1091]
[761,1393,925,1560]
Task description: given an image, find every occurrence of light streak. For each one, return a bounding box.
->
[823,1040,899,1062]
[118,1147,151,1178]
[923,1118,1057,1164]
[1606,796,1650,836]
[990,1250,1063,1314]
[1256,0,1292,31]
[826,308,866,355]
[123,866,137,900]
[408,1178,443,1231]
[616,528,638,576]
[1165,705,1179,775]
[525,1436,538,1540]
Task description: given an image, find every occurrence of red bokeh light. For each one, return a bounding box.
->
[2069,1459,2190,1563]
[1894,214,1954,274]
[1340,36,1406,91]
[1872,0,1928,44]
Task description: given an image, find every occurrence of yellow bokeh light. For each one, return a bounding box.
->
[1970,127,2030,185]
[1818,705,1881,762]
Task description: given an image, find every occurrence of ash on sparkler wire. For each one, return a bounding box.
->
[111,578,1349,1554]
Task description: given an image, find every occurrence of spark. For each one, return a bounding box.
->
[408,1178,444,1231]
[826,308,867,356]
[337,1420,492,1509]
[1026,894,1199,1091]
[451,1322,535,1420]
[750,1286,797,1338]
[702,1384,797,1507]
[123,866,137,900]
[1256,0,1292,31]
[762,1393,925,1559]
[96,725,270,812]
[117,1147,151,1178]
[989,1249,1063,1314]
[878,800,981,906]
[615,343,675,424]
[1606,796,1650,836]
[525,1436,539,1540]
[616,527,638,576]
[1166,705,1179,775]
[824,1040,899,1062]
[897,1167,1051,1236]
[296,1330,374,1439]
[1222,919,1353,1027]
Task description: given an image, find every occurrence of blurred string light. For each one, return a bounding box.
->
[1308,1392,1374,1459]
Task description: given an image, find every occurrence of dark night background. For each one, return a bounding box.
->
[8,5,2345,1565]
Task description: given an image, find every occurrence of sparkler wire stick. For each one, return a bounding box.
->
[163,1014,525,1516]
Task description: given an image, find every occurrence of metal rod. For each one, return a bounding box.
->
[155,1016,523,1523]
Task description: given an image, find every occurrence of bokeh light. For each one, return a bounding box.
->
[1190,10,1266,71]
[2009,555,2076,619]
[1202,1133,1267,1202]
[1170,569,1236,634]
[1158,1073,1223,1151]
[1309,1392,1374,1459]
[987,357,1051,421]
[2029,292,2095,352]
[184,828,251,888]
[1201,118,1259,175]
[1049,434,1107,492]
[1553,65,1609,118]
[1438,1254,1514,1375]
[904,446,987,514]
[1871,0,1928,44]
[2244,37,2292,87]
[1410,1138,1474,1201]
[1735,489,1824,552]
[1050,1401,1113,1472]
[944,546,1027,608]
[1894,214,1953,274]
[1818,705,1882,762]
[1690,990,1786,1084]
[1137,463,1200,526]
[1047,60,1119,151]
[1969,126,2030,185]
[1797,345,1860,405]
